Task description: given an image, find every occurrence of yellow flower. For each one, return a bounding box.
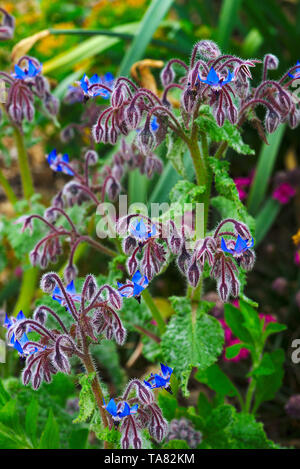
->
[292,229,300,246]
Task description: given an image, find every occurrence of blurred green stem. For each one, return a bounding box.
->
[13,267,38,316]
[0,168,18,206]
[142,289,166,335]
[13,126,34,201]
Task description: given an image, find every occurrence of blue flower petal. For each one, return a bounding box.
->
[234,235,248,254]
[221,237,233,254]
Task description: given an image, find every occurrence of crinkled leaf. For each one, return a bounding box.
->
[166,133,187,177]
[162,297,224,396]
[73,373,96,424]
[196,105,254,155]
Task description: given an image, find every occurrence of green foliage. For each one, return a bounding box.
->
[163,439,189,449]
[38,409,60,449]
[165,133,187,177]
[73,373,96,424]
[195,364,239,398]
[92,340,126,393]
[253,349,285,412]
[161,297,224,396]
[195,105,255,155]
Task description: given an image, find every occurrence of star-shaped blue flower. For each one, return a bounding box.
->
[46,149,74,176]
[288,61,300,79]
[117,270,149,299]
[221,235,254,257]
[52,280,81,308]
[198,66,233,87]
[151,116,159,132]
[130,219,156,242]
[13,60,42,80]
[79,72,114,98]
[144,363,173,394]
[103,398,138,421]
[3,311,38,357]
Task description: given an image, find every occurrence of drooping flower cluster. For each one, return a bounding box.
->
[4,272,125,390]
[165,418,202,449]
[117,215,168,281]
[104,379,168,449]
[119,215,255,303]
[0,56,59,126]
[160,40,300,136]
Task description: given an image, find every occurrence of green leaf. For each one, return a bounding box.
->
[25,398,39,446]
[158,393,178,421]
[228,412,277,449]
[247,124,285,215]
[195,364,239,397]
[119,0,174,76]
[197,392,213,419]
[263,321,287,341]
[43,23,140,74]
[196,105,255,155]
[0,422,30,449]
[38,409,60,449]
[253,349,285,411]
[224,303,253,345]
[216,0,242,49]
[255,197,281,245]
[239,299,261,344]
[73,373,96,424]
[225,342,249,360]
[205,404,235,434]
[165,133,187,177]
[251,353,276,377]
[163,439,189,449]
[69,428,89,449]
[0,379,10,407]
[162,297,224,396]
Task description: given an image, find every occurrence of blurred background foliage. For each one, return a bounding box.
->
[1,0,300,448]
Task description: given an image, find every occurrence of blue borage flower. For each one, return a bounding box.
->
[52,280,81,308]
[3,311,38,357]
[46,149,74,175]
[198,66,234,88]
[144,363,173,394]
[117,270,149,300]
[221,234,254,257]
[288,61,300,79]
[130,218,156,242]
[103,398,138,421]
[78,72,114,98]
[150,116,159,132]
[13,60,42,80]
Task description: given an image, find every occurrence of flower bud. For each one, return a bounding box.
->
[196,40,221,59]
[187,260,200,287]
[84,150,98,166]
[33,307,47,325]
[160,64,175,87]
[123,236,137,254]
[264,54,279,70]
[64,264,78,284]
[40,272,56,293]
[126,104,141,129]
[265,110,280,134]
[30,250,40,267]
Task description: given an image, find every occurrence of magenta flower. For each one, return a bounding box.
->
[272,182,296,204]
[294,251,300,266]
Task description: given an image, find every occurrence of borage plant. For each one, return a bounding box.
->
[2,33,299,449]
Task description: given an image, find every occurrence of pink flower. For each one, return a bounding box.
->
[234,171,255,201]
[272,182,296,204]
[294,251,300,266]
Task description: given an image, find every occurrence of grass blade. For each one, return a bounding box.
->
[247,124,285,216]
[255,198,280,245]
[216,0,242,50]
[119,0,174,77]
